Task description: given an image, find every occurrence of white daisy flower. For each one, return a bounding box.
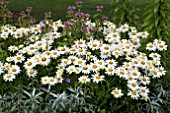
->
[49,77,57,85]
[3,73,16,82]
[81,65,91,74]
[138,31,149,38]
[105,66,115,75]
[158,66,166,75]
[8,45,18,53]
[61,59,71,66]
[127,80,139,91]
[56,70,63,76]
[127,90,140,100]
[41,76,49,85]
[8,65,21,75]
[66,65,76,74]
[91,74,105,83]
[4,63,11,70]
[146,43,156,51]
[116,67,128,79]
[111,88,124,98]
[26,69,38,78]
[119,24,129,32]
[139,86,149,96]
[73,58,85,66]
[76,48,87,56]
[90,63,100,72]
[14,54,25,64]
[56,75,63,83]
[24,59,36,69]
[78,75,90,84]
[39,55,51,66]
[6,56,14,62]
[139,76,150,85]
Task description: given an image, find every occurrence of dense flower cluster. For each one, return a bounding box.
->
[0,19,167,101]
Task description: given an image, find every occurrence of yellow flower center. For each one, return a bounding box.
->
[95,75,101,79]
[27,62,32,66]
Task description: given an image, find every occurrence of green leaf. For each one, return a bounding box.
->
[155,17,159,26]
[160,10,166,18]
[115,5,122,13]
[154,4,159,14]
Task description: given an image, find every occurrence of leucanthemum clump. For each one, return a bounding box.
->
[0,19,167,101]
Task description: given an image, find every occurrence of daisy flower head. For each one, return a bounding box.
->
[56,70,63,76]
[158,66,166,75]
[112,49,122,58]
[8,65,21,75]
[105,34,113,43]
[26,69,38,78]
[66,65,76,74]
[100,44,111,53]
[49,77,57,85]
[88,39,100,50]
[146,42,156,51]
[110,32,120,40]
[4,63,11,70]
[68,55,77,63]
[91,74,105,83]
[78,75,90,84]
[141,94,149,101]
[73,58,85,66]
[0,32,8,40]
[150,68,161,78]
[41,76,49,85]
[106,59,117,67]
[138,31,149,38]
[116,67,128,79]
[76,48,87,56]
[3,73,16,82]
[105,66,115,76]
[130,69,141,79]
[29,35,39,42]
[119,24,129,32]
[61,59,71,66]
[139,86,149,96]
[14,54,25,64]
[129,28,138,38]
[6,56,14,62]
[122,62,131,69]
[58,46,69,54]
[50,50,60,59]
[56,75,64,83]
[139,76,150,85]
[69,47,77,55]
[157,43,167,51]
[8,45,18,53]
[74,39,86,48]
[39,55,51,66]
[111,88,124,98]
[26,44,38,54]
[127,80,139,91]
[81,65,91,74]
[127,90,140,100]
[149,53,161,61]
[24,59,37,69]
[153,39,167,50]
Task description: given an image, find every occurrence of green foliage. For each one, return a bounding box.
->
[139,85,170,113]
[0,0,170,113]
[110,0,140,28]
[142,0,170,90]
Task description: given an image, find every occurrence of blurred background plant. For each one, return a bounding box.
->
[0,0,170,113]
